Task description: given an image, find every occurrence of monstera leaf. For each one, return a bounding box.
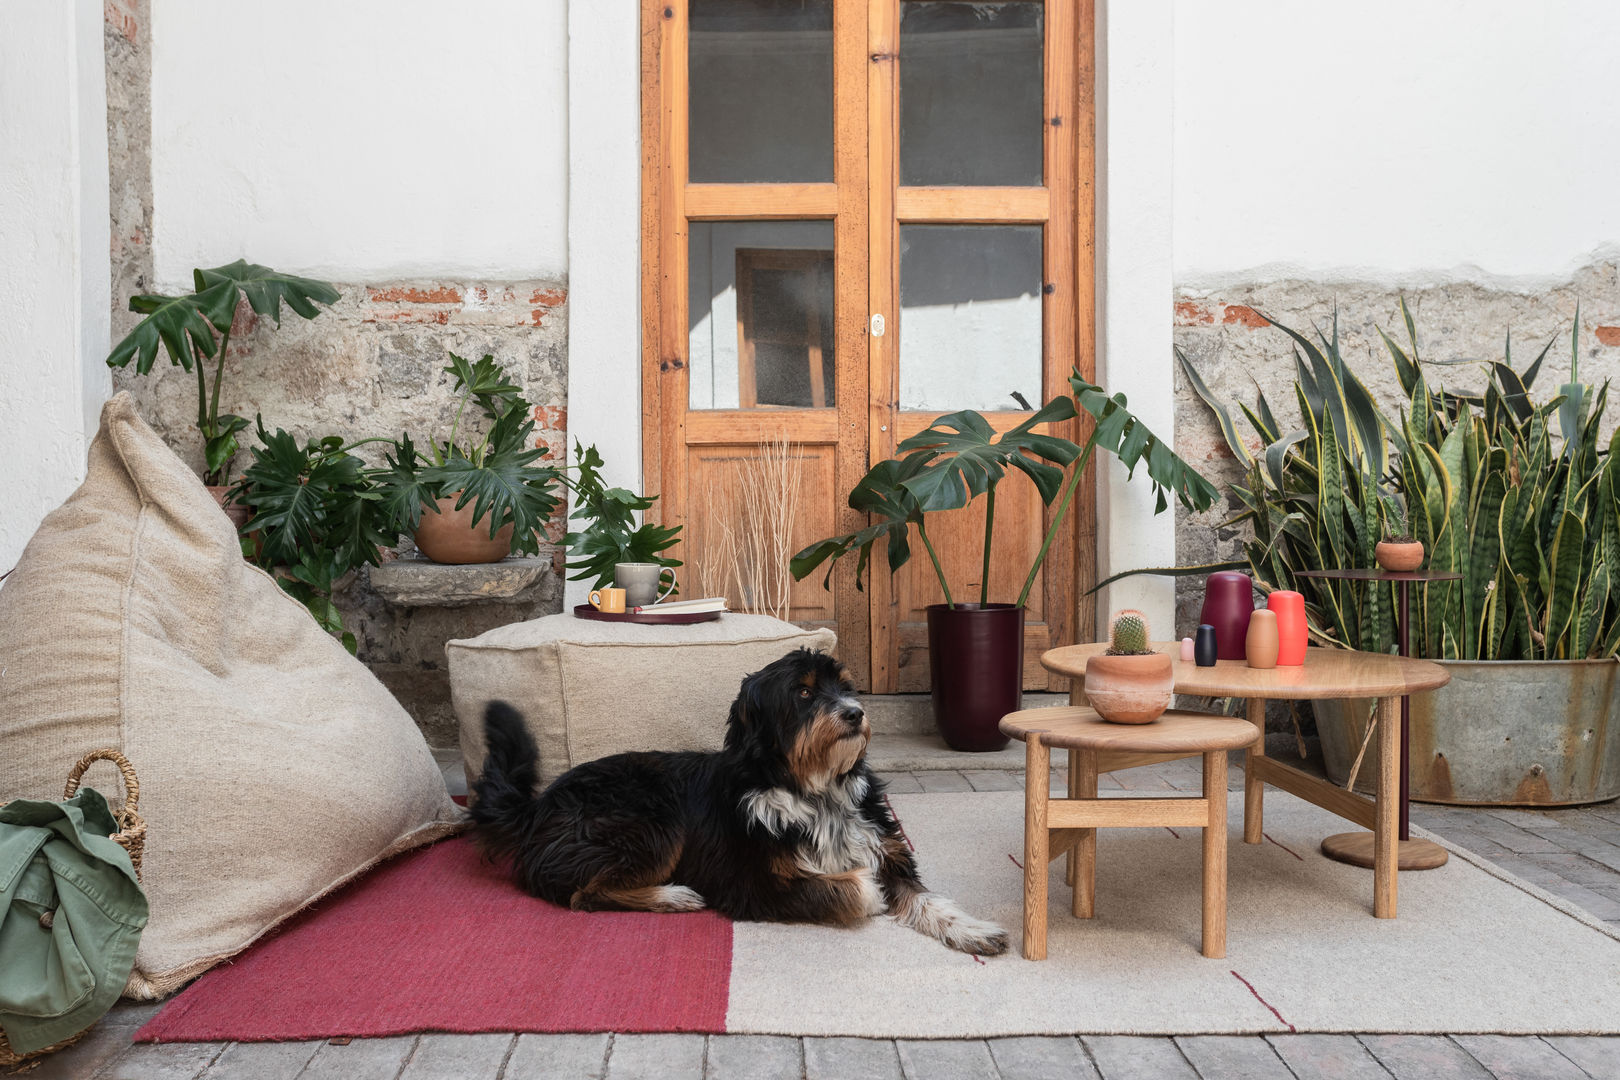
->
[790,452,935,595]
[106,284,233,374]
[192,260,341,325]
[896,397,1081,511]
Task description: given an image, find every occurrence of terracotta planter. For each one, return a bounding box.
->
[926,603,1023,751]
[413,495,514,564]
[1375,540,1425,572]
[206,485,252,533]
[1084,652,1174,724]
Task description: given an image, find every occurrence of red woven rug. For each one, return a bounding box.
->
[135,836,733,1042]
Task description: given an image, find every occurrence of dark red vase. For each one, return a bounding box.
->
[926,603,1023,752]
[1200,571,1255,661]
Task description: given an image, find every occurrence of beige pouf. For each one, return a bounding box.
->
[449,613,837,788]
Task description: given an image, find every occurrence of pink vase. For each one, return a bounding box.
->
[1246,608,1280,669]
[1200,571,1254,661]
[1267,590,1307,666]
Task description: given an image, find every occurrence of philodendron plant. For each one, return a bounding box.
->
[106,260,340,486]
[791,371,1220,607]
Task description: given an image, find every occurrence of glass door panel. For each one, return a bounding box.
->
[898,1,1043,187]
[688,0,835,182]
[897,225,1042,412]
[688,220,836,410]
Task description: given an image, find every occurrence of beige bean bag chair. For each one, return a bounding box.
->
[0,394,463,998]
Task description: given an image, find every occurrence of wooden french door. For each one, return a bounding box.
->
[641,0,1095,692]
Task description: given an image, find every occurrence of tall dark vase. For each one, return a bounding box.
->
[926,602,1024,752]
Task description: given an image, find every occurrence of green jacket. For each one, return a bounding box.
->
[0,788,148,1055]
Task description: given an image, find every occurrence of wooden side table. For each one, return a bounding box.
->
[999,707,1260,961]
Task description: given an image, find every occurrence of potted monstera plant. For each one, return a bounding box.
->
[793,371,1219,751]
[373,353,561,564]
[105,260,340,524]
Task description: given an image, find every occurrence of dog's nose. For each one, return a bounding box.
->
[841,703,866,726]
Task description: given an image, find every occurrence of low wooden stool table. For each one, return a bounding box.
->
[999,707,1259,961]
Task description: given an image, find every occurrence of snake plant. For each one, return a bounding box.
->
[1178,303,1620,661]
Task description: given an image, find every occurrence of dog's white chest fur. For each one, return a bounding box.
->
[743,775,885,875]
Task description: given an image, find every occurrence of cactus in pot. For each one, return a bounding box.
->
[1085,609,1174,724]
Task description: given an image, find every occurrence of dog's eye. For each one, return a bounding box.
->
[798,687,812,699]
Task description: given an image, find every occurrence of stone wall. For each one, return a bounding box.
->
[1171,262,1620,638]
[102,0,568,745]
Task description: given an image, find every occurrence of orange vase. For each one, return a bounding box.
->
[1267,590,1307,666]
[1245,608,1279,669]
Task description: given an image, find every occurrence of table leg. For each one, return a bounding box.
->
[1023,733,1050,959]
[1073,749,1097,918]
[1203,748,1228,959]
[1243,697,1266,844]
[1066,749,1079,887]
[1375,694,1399,918]
[1397,579,1412,842]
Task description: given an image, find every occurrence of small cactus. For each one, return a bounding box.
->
[1106,609,1154,655]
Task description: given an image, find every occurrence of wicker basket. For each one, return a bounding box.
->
[0,749,146,1069]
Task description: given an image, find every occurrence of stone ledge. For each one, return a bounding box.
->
[367,553,555,607]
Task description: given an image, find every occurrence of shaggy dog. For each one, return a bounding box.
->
[470,648,1008,956]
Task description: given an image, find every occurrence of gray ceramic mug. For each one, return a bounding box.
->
[614,562,676,608]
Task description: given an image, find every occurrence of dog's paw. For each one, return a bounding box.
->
[945,916,1010,957]
[650,885,707,912]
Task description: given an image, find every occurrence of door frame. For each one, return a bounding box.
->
[639,0,1098,690]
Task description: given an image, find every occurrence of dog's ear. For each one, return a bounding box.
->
[724,668,773,749]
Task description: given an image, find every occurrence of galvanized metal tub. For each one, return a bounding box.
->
[1315,659,1620,806]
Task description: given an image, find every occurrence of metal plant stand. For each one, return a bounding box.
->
[1298,568,1463,872]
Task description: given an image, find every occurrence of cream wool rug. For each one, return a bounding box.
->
[725,789,1620,1036]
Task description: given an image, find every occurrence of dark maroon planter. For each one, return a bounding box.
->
[926,602,1024,752]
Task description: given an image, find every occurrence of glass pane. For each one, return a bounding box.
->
[898,225,1041,412]
[689,0,834,183]
[689,221,836,410]
[899,1,1043,187]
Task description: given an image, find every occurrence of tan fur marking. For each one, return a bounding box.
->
[789,710,870,788]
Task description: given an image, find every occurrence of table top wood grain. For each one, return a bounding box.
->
[999,707,1260,753]
[1040,642,1451,699]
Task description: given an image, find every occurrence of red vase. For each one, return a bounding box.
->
[1199,571,1254,661]
[1267,590,1307,666]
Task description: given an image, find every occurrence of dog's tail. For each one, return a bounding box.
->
[469,701,541,857]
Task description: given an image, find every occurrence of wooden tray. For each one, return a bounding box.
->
[572,604,722,625]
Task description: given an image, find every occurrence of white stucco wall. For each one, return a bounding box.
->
[1172,0,1620,288]
[0,0,110,574]
[148,0,569,289]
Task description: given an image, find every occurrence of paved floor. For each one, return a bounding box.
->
[22,755,1620,1080]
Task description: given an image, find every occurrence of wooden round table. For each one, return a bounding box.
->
[999,707,1259,960]
[1040,644,1451,919]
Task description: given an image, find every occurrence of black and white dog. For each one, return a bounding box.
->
[470,648,1008,956]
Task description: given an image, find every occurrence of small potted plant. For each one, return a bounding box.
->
[373,353,561,564]
[105,260,340,524]
[1375,505,1425,572]
[1085,610,1173,724]
[793,372,1218,750]
[559,442,682,591]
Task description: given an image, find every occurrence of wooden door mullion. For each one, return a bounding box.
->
[658,0,690,528]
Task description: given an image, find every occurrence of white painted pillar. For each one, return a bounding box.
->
[564,0,644,607]
[0,0,111,573]
[1092,0,1177,636]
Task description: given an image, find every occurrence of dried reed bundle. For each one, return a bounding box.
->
[696,432,802,621]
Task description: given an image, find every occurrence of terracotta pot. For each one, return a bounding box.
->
[206,485,253,533]
[926,603,1022,751]
[1376,540,1425,572]
[1267,590,1307,666]
[1084,652,1173,724]
[413,495,514,564]
[1245,608,1279,669]
[1200,571,1254,660]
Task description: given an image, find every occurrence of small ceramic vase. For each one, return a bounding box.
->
[1245,608,1280,669]
[1200,571,1254,661]
[1194,624,1218,667]
[1267,590,1307,666]
[1180,637,1195,661]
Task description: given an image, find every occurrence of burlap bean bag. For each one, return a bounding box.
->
[449,613,837,788]
[0,394,463,998]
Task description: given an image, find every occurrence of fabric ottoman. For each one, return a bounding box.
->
[448,613,837,788]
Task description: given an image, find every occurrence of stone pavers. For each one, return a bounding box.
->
[33,756,1620,1080]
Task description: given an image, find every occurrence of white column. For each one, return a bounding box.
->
[1093,0,1176,635]
[564,0,644,607]
[0,0,111,573]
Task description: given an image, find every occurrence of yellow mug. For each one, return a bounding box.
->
[589,587,627,613]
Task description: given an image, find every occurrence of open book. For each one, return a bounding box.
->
[635,596,730,615]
